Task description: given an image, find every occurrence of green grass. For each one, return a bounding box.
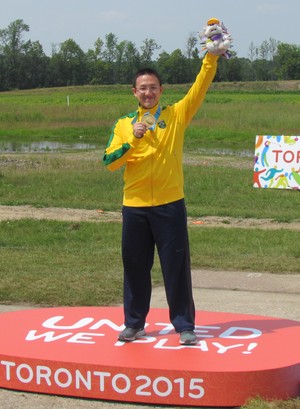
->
[0,219,124,306]
[184,163,300,220]
[0,82,299,152]
[1,152,300,221]
[0,153,123,209]
[0,218,299,307]
[189,227,300,272]
[241,397,300,409]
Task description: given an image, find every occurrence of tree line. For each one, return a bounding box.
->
[1,19,300,91]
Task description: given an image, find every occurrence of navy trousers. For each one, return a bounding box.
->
[122,199,195,333]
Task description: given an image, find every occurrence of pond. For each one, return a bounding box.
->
[0,141,98,153]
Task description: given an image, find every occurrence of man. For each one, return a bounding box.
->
[103,42,219,345]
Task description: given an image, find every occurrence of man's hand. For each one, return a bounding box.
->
[133,122,148,138]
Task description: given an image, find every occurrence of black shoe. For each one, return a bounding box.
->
[118,327,146,342]
[180,330,197,345]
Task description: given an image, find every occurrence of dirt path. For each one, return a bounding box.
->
[1,204,300,230]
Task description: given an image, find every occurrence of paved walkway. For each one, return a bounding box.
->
[0,270,299,408]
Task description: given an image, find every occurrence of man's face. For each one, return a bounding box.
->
[132,74,163,109]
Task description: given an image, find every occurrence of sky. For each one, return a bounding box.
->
[1,0,299,59]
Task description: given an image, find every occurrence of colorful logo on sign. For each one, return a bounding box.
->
[254,135,300,189]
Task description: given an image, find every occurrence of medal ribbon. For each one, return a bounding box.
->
[131,105,161,130]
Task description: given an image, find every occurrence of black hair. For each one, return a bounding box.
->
[132,68,162,88]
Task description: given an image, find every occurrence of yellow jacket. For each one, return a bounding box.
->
[103,53,218,207]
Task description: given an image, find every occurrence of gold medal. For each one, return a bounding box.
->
[141,113,156,129]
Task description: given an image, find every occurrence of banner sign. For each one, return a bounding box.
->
[0,306,299,406]
[253,135,300,189]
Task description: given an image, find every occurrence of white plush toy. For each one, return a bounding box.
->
[199,17,233,58]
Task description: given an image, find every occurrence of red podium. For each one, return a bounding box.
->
[0,307,299,406]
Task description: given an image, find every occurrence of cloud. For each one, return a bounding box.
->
[96,9,128,23]
[256,2,283,13]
